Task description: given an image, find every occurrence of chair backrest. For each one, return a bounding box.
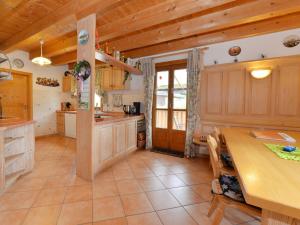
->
[207,135,221,179]
[212,127,222,155]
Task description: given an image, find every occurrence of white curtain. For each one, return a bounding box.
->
[185,48,202,157]
[141,58,155,149]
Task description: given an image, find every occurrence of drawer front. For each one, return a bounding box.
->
[4,126,25,139]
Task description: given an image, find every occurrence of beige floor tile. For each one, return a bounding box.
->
[146,190,180,210]
[93,181,119,199]
[121,193,154,216]
[93,217,128,225]
[34,188,66,206]
[7,177,47,192]
[151,166,174,176]
[184,202,232,225]
[93,196,124,222]
[158,175,185,188]
[176,171,212,185]
[132,168,155,178]
[0,191,39,211]
[169,186,204,205]
[157,207,197,225]
[44,175,72,188]
[57,200,93,225]
[127,212,162,225]
[0,209,28,225]
[116,179,143,195]
[23,205,61,225]
[138,177,165,191]
[191,183,213,201]
[64,185,92,203]
[113,169,135,180]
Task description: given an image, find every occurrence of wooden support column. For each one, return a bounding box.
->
[76,14,96,181]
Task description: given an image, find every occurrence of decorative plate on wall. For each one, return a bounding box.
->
[283,35,300,48]
[13,58,24,68]
[228,46,241,56]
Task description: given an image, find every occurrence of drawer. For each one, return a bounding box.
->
[4,126,25,139]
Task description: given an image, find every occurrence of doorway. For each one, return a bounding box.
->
[152,60,187,154]
[0,69,32,120]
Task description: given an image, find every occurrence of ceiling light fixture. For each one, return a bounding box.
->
[250,69,272,79]
[31,40,51,66]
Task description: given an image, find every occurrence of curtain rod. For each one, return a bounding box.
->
[137,47,209,60]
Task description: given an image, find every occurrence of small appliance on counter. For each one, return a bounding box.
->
[123,104,135,114]
[133,102,141,115]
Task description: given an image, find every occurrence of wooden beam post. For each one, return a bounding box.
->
[76,14,96,181]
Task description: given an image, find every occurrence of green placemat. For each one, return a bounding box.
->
[265,144,300,161]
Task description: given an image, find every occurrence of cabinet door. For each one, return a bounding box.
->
[99,126,113,162]
[56,113,65,135]
[112,68,125,90]
[62,76,72,92]
[126,121,137,152]
[101,67,113,91]
[64,113,76,138]
[114,123,126,155]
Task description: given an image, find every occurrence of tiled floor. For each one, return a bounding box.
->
[0,135,260,225]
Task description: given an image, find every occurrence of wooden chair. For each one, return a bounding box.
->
[212,127,235,173]
[206,135,261,225]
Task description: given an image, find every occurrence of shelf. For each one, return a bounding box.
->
[5,153,25,168]
[95,51,142,75]
[4,136,24,147]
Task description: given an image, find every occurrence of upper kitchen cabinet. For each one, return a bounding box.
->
[62,75,76,93]
[97,66,126,91]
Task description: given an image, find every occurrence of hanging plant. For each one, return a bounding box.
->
[73,60,91,81]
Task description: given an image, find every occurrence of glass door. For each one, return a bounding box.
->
[153,61,187,152]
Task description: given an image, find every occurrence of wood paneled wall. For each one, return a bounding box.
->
[200,55,300,134]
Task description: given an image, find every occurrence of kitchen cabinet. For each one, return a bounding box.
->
[56,112,65,135]
[56,112,76,138]
[93,118,139,173]
[114,122,126,155]
[98,66,125,91]
[62,76,76,93]
[126,121,137,152]
[0,122,35,194]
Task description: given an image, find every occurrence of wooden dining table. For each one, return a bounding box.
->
[221,128,300,225]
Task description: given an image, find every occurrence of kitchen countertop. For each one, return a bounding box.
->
[94,112,144,125]
[0,118,35,129]
[56,110,77,114]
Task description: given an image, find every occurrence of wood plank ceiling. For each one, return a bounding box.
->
[1,0,300,65]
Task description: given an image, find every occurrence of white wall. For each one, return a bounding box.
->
[4,50,71,136]
[148,28,300,66]
[106,74,145,112]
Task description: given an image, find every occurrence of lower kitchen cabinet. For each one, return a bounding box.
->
[93,119,138,174]
[56,112,76,138]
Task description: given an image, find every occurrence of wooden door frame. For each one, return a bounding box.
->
[152,60,187,151]
[0,68,33,120]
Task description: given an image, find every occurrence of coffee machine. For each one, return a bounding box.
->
[133,102,141,115]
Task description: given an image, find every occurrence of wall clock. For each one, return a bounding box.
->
[13,58,24,68]
[78,30,89,45]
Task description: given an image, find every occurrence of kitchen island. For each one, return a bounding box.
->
[93,113,144,174]
[0,119,35,194]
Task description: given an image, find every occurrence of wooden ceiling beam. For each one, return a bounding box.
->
[108,0,300,52]
[123,12,300,58]
[0,0,123,52]
[29,0,239,59]
[50,12,300,64]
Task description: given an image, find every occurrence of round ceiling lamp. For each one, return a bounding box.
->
[31,40,51,66]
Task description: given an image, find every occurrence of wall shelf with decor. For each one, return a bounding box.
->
[95,51,142,75]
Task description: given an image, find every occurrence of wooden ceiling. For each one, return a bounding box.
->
[1,0,300,65]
